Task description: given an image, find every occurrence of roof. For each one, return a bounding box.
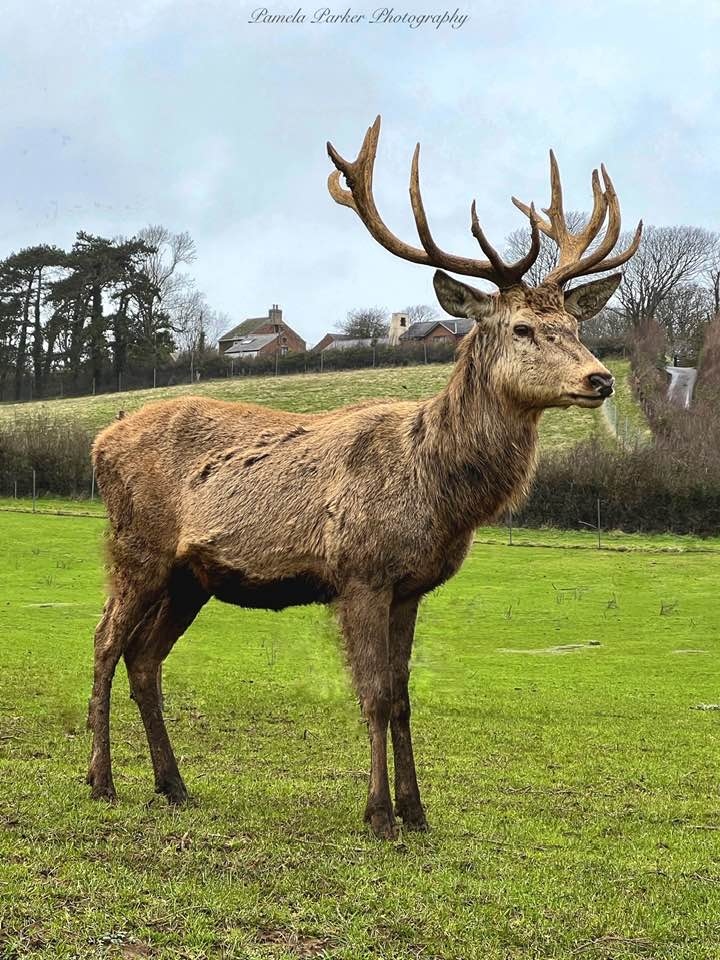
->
[218,316,271,342]
[224,333,278,355]
[324,337,390,350]
[401,319,474,339]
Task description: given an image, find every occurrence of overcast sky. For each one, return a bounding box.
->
[0,0,718,346]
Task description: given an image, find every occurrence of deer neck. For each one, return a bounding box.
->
[409,327,541,529]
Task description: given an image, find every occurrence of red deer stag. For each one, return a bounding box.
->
[87,117,641,839]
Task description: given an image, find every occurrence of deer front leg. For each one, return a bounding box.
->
[338,581,396,840]
[390,597,427,831]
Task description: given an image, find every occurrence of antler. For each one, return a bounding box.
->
[327,115,541,289]
[512,150,643,287]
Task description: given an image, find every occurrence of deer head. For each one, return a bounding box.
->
[327,117,642,410]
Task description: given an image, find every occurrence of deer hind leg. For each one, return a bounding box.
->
[389,598,427,831]
[87,588,157,801]
[123,566,208,805]
[338,581,396,840]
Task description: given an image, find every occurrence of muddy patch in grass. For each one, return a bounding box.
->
[255,928,337,957]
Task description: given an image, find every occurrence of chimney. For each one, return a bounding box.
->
[388,311,408,347]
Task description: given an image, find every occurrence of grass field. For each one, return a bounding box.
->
[2,511,719,959]
[0,360,644,452]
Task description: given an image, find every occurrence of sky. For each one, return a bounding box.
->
[0,0,718,347]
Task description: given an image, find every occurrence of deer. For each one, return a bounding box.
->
[86,117,641,839]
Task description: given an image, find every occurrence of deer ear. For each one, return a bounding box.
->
[564,273,621,322]
[433,270,495,321]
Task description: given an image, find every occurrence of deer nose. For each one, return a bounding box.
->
[588,372,614,397]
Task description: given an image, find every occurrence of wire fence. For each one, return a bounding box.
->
[1,342,461,405]
[2,481,719,553]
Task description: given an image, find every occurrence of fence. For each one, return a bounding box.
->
[1,341,458,405]
[3,455,719,538]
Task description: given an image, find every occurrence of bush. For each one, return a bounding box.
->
[0,414,93,497]
[519,430,720,536]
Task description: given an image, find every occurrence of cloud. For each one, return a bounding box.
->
[0,0,718,343]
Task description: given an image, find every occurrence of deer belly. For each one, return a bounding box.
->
[211,569,337,610]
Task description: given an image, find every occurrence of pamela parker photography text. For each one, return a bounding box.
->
[248,7,469,28]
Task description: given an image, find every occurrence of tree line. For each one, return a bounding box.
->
[1,217,718,405]
[330,221,720,361]
[0,226,227,402]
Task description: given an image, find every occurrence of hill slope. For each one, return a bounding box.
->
[0,360,646,449]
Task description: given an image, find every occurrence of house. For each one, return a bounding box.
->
[224,334,285,360]
[312,333,389,352]
[218,304,306,356]
[311,333,353,352]
[400,318,474,344]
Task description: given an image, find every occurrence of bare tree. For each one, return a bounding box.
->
[137,225,197,342]
[340,307,389,340]
[403,304,437,325]
[655,283,715,361]
[703,235,720,316]
[172,292,226,354]
[615,225,715,327]
[697,314,720,399]
[582,304,632,347]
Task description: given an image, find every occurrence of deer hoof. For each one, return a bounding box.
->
[87,764,117,802]
[156,777,189,806]
[395,801,429,832]
[366,808,399,841]
[88,779,117,802]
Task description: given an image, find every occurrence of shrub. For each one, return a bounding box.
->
[0,414,93,497]
[519,429,720,536]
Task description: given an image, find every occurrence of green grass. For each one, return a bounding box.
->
[603,360,652,443]
[2,512,720,958]
[0,362,627,451]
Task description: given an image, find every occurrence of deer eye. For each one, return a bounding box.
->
[513,324,533,338]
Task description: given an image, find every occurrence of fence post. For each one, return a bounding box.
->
[32,469,36,514]
[596,497,601,549]
[153,367,157,389]
[92,377,96,396]
[13,479,17,500]
[91,467,96,501]
[507,509,513,546]
[424,343,428,365]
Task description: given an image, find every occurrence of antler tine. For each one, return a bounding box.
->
[328,117,540,288]
[471,199,541,284]
[327,117,430,266]
[514,164,608,272]
[580,219,644,276]
[544,163,633,285]
[581,168,609,253]
[409,145,498,282]
[544,149,569,246]
[512,151,641,287]
[512,196,553,237]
